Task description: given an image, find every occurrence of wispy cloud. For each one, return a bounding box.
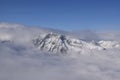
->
[0,23,120,80]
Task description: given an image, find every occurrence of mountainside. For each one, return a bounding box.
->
[33,32,120,53]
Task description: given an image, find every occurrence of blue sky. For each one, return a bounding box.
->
[0,0,120,31]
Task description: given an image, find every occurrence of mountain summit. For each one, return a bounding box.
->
[33,32,68,53]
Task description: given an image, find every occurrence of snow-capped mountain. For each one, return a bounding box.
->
[33,32,120,53]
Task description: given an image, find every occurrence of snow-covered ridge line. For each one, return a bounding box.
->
[33,32,120,53]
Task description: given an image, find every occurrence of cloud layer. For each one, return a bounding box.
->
[0,23,120,80]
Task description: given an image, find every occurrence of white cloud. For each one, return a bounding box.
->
[0,23,120,80]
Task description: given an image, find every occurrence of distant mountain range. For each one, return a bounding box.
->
[0,23,120,54]
[33,32,120,54]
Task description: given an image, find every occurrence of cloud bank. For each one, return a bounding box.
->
[0,23,120,80]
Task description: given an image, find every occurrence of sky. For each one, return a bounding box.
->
[0,0,120,31]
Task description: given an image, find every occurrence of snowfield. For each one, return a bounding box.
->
[0,23,120,80]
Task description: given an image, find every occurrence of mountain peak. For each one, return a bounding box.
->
[33,32,68,53]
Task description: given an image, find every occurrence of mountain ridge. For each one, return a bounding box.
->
[33,32,120,54]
